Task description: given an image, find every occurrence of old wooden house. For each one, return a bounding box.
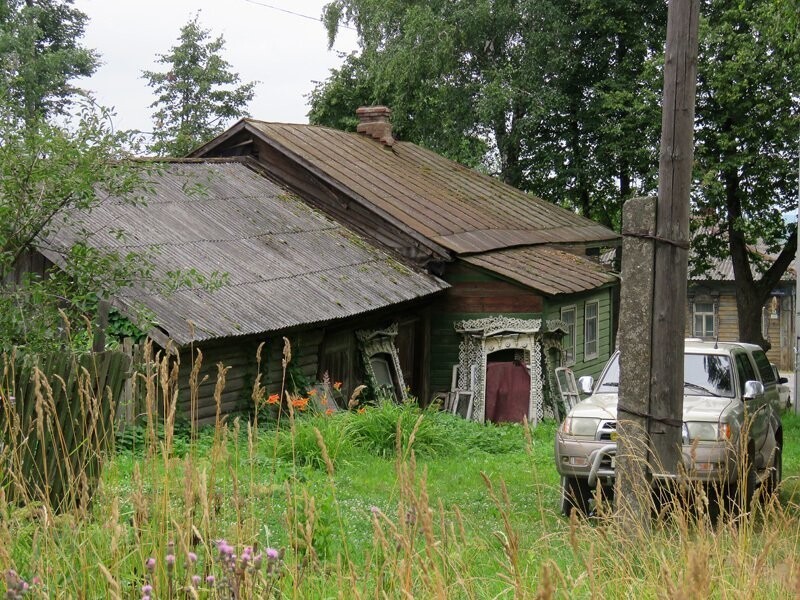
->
[188,107,620,424]
[27,107,620,425]
[32,157,448,423]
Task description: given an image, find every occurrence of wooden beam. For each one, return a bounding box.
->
[649,0,699,474]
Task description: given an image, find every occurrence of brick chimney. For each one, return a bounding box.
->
[356,106,395,147]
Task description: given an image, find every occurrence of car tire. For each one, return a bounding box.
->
[560,475,592,517]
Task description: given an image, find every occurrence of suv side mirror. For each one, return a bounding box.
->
[778,376,789,385]
[743,380,764,400]
[578,376,594,395]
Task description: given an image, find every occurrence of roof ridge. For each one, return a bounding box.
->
[130,156,249,164]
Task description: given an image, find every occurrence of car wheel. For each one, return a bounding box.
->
[560,475,592,517]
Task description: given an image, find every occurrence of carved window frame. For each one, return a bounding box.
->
[356,323,408,402]
[584,301,599,360]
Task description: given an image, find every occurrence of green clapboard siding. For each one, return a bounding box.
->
[545,287,613,380]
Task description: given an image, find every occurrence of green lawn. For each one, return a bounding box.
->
[3,405,800,598]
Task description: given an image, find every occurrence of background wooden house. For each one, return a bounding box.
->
[21,107,620,426]
[687,249,795,370]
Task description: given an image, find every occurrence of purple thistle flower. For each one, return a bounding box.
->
[216,540,234,557]
[187,551,197,564]
[165,554,175,571]
[191,574,201,587]
[206,575,215,585]
[253,553,263,569]
[266,547,279,561]
[141,584,153,594]
[145,558,156,572]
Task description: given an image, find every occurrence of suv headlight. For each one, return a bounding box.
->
[562,417,600,438]
[685,421,732,442]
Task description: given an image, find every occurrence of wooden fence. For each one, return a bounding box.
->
[0,350,131,512]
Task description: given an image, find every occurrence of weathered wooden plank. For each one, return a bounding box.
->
[650,0,698,474]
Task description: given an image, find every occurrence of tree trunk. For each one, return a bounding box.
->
[734,282,769,350]
[724,145,798,350]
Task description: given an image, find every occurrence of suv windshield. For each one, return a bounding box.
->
[596,353,735,398]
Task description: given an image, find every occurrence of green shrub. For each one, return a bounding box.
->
[273,414,353,470]
[114,416,195,457]
[345,400,455,458]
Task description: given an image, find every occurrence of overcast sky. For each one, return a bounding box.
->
[72,0,359,134]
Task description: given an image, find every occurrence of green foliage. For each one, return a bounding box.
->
[312,0,667,227]
[273,414,353,470]
[344,399,455,458]
[115,416,195,457]
[0,103,154,352]
[691,0,799,347]
[0,0,98,124]
[317,0,798,345]
[143,13,257,157]
[437,416,528,454]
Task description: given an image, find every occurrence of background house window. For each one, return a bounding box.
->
[693,301,715,338]
[561,306,577,365]
[584,301,598,360]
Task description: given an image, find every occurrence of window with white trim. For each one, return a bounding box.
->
[561,306,577,365]
[693,301,715,339]
[584,301,599,360]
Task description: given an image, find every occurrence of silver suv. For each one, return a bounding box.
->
[555,339,783,516]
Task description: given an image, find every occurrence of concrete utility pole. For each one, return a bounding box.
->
[616,0,700,527]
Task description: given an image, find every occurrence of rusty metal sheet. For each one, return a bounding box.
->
[42,160,448,345]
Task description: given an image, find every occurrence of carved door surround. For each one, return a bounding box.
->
[454,317,566,425]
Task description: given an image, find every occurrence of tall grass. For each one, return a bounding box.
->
[0,341,798,598]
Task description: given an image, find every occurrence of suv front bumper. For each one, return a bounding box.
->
[555,433,739,488]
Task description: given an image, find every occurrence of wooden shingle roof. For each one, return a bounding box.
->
[41,158,448,345]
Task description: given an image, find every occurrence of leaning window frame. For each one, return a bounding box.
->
[584,300,599,360]
[560,305,577,366]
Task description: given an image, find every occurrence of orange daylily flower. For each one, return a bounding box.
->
[308,389,317,397]
[291,397,310,411]
[266,393,280,405]
[357,407,366,414]
[333,381,343,391]
[325,408,334,416]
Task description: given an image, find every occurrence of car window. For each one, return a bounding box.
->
[734,352,757,387]
[596,352,734,398]
[596,355,620,392]
[685,354,734,397]
[751,349,775,385]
